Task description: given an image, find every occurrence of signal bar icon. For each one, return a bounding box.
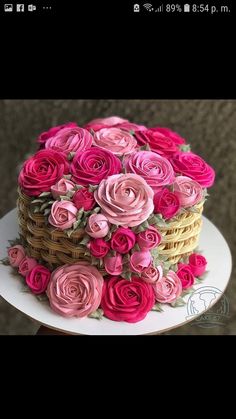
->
[155,4,164,12]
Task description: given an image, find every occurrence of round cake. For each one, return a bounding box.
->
[6,116,215,323]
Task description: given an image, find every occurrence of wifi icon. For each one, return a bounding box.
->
[143,3,154,11]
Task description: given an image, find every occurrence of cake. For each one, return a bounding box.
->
[6,116,215,323]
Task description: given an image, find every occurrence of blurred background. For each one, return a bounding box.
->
[0,99,235,334]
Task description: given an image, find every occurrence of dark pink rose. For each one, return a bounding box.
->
[84,116,129,132]
[154,188,180,219]
[37,122,77,147]
[88,238,110,258]
[18,256,37,277]
[51,178,75,199]
[48,201,78,230]
[104,254,123,276]
[111,227,136,254]
[137,226,162,251]
[149,127,186,145]
[170,152,215,188]
[73,188,95,211]
[189,253,207,277]
[141,265,163,284]
[130,251,152,273]
[176,263,195,289]
[153,271,182,303]
[135,129,179,158]
[26,265,51,294]
[8,245,26,268]
[45,127,93,154]
[101,276,155,323]
[18,149,69,196]
[71,148,122,186]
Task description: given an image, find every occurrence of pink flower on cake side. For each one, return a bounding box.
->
[154,188,180,219]
[51,178,75,199]
[37,122,78,147]
[85,213,110,238]
[45,127,93,154]
[104,254,123,276]
[101,276,155,323]
[8,245,26,268]
[141,265,163,284]
[84,116,129,132]
[176,264,195,289]
[149,127,186,145]
[71,148,122,186]
[18,256,37,277]
[94,173,154,227]
[153,270,182,303]
[137,226,162,251]
[134,129,179,157]
[72,188,95,211]
[172,176,203,208]
[115,122,147,133]
[18,149,69,196]
[111,227,136,254]
[188,253,207,277]
[26,265,51,294]
[48,201,78,230]
[88,238,110,258]
[125,151,175,192]
[130,251,152,273]
[93,128,137,156]
[47,262,104,317]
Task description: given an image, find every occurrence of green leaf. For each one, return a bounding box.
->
[110,225,118,234]
[68,152,76,161]
[197,271,209,281]
[73,220,81,230]
[0,257,10,266]
[104,231,112,241]
[36,293,49,302]
[39,191,51,198]
[89,128,95,136]
[179,144,191,152]
[121,271,132,281]
[88,184,98,193]
[66,229,74,238]
[92,207,101,214]
[63,174,72,180]
[152,303,164,312]
[140,143,151,151]
[170,297,186,308]
[21,284,30,293]
[88,308,104,320]
[40,202,51,212]
[44,208,51,216]
[79,235,90,246]
[31,198,45,204]
[129,130,135,135]
[181,287,195,297]
[91,256,99,266]
[33,206,40,213]
[66,190,75,198]
[74,184,84,191]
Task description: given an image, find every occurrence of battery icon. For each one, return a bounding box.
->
[184,4,190,12]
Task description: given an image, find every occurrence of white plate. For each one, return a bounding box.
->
[0,209,232,335]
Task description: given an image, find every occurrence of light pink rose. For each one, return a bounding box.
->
[93,127,137,156]
[172,176,203,208]
[48,201,78,230]
[130,251,152,273]
[125,151,175,192]
[45,127,93,154]
[153,270,182,303]
[137,226,162,250]
[51,178,75,199]
[18,256,37,277]
[104,254,123,276]
[8,245,26,268]
[94,173,154,227]
[84,116,129,132]
[141,265,163,284]
[46,262,104,318]
[115,122,147,133]
[85,213,110,238]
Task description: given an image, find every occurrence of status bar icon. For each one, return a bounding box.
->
[184,4,190,12]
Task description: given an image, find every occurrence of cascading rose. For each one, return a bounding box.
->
[46,262,104,318]
[45,126,93,154]
[93,127,137,156]
[94,173,154,227]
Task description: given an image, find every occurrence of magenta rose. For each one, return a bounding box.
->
[135,129,179,158]
[94,173,154,227]
[130,251,152,273]
[37,122,77,147]
[141,264,163,284]
[51,178,75,199]
[8,245,26,268]
[85,213,110,238]
[104,254,123,276]
[170,152,215,188]
[45,126,93,154]
[93,127,137,156]
[101,276,155,323]
[149,127,186,145]
[71,148,122,186]
[154,188,180,219]
[125,151,175,192]
[176,263,195,289]
[47,262,104,317]
[111,227,136,254]
[18,149,69,196]
[189,253,207,277]
[26,265,51,294]
[48,201,78,230]
[88,238,110,258]
[18,256,37,277]
[137,226,162,251]
[153,271,182,303]
[116,122,147,133]
[173,176,203,208]
[73,188,95,211]
[84,116,129,132]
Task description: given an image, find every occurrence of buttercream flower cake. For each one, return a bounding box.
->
[5,116,215,323]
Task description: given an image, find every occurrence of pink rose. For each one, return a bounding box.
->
[84,116,129,132]
[111,227,136,254]
[18,256,37,277]
[104,254,123,276]
[26,265,51,294]
[45,127,93,154]
[71,148,122,186]
[48,201,78,230]
[130,251,152,273]
[101,276,155,323]
[93,127,137,156]
[115,122,147,133]
[88,238,110,258]
[37,122,77,147]
[137,226,162,250]
[47,262,104,317]
[173,176,203,208]
[85,213,110,238]
[149,127,186,145]
[125,151,175,192]
[51,178,75,199]
[170,152,215,188]
[94,173,154,227]
[72,188,95,211]
[153,270,182,303]
[141,265,163,284]
[8,245,26,268]
[189,253,207,277]
[176,263,195,289]
[135,129,179,158]
[18,149,69,196]
[154,188,180,219]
